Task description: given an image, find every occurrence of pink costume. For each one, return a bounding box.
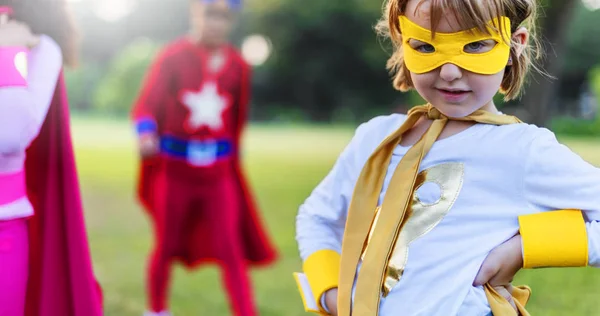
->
[0,35,103,315]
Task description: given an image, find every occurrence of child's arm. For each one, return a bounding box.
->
[521,128,600,268]
[474,128,598,309]
[296,122,372,314]
[0,35,61,153]
[130,48,173,157]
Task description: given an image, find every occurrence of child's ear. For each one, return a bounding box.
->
[511,27,529,59]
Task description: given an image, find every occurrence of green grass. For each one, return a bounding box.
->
[71,117,600,315]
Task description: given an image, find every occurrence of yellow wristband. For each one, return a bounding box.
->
[304,249,341,312]
[519,210,588,268]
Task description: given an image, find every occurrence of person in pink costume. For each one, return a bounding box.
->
[0,2,103,315]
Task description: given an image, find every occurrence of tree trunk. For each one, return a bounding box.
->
[522,0,578,127]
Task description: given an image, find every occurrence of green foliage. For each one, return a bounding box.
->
[590,66,600,99]
[563,3,600,75]
[244,0,406,122]
[91,38,162,116]
[68,0,600,124]
[550,66,600,136]
[551,117,600,136]
[65,64,105,111]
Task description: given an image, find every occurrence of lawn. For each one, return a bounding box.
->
[70,117,600,315]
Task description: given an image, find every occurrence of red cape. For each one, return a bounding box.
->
[137,153,278,267]
[24,73,103,316]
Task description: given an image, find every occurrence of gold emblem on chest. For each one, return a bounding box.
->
[361,162,465,296]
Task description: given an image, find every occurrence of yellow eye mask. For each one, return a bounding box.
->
[399,15,512,75]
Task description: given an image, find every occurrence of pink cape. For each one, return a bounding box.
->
[24,73,103,316]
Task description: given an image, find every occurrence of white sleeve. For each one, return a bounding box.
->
[295,122,370,261]
[523,128,600,267]
[0,35,62,153]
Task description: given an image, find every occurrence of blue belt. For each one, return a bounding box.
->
[160,136,233,166]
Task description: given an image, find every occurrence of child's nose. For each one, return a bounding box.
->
[438,63,463,82]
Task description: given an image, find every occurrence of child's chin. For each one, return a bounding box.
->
[436,103,477,119]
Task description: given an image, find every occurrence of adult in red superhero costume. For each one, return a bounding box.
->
[0,1,103,315]
[131,0,277,315]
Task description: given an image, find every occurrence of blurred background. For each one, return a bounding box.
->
[63,0,600,315]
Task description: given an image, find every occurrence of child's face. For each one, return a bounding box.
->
[190,0,235,48]
[404,0,515,117]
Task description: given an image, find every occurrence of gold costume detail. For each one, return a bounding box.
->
[360,163,464,296]
[384,163,464,295]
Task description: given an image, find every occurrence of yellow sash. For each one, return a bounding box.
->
[338,104,530,315]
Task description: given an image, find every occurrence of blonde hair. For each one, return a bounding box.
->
[376,0,543,101]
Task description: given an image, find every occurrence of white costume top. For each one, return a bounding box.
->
[0,35,62,220]
[296,114,600,315]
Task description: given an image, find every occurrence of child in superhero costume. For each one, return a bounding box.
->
[131,0,277,315]
[295,0,597,315]
[0,1,103,315]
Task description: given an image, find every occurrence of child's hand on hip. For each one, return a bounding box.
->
[473,234,523,311]
[324,288,338,316]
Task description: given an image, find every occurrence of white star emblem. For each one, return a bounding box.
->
[181,81,228,131]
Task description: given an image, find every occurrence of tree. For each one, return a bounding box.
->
[92,38,161,115]
[521,0,579,126]
[245,0,404,122]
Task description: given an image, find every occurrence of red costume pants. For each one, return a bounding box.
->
[147,169,257,315]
